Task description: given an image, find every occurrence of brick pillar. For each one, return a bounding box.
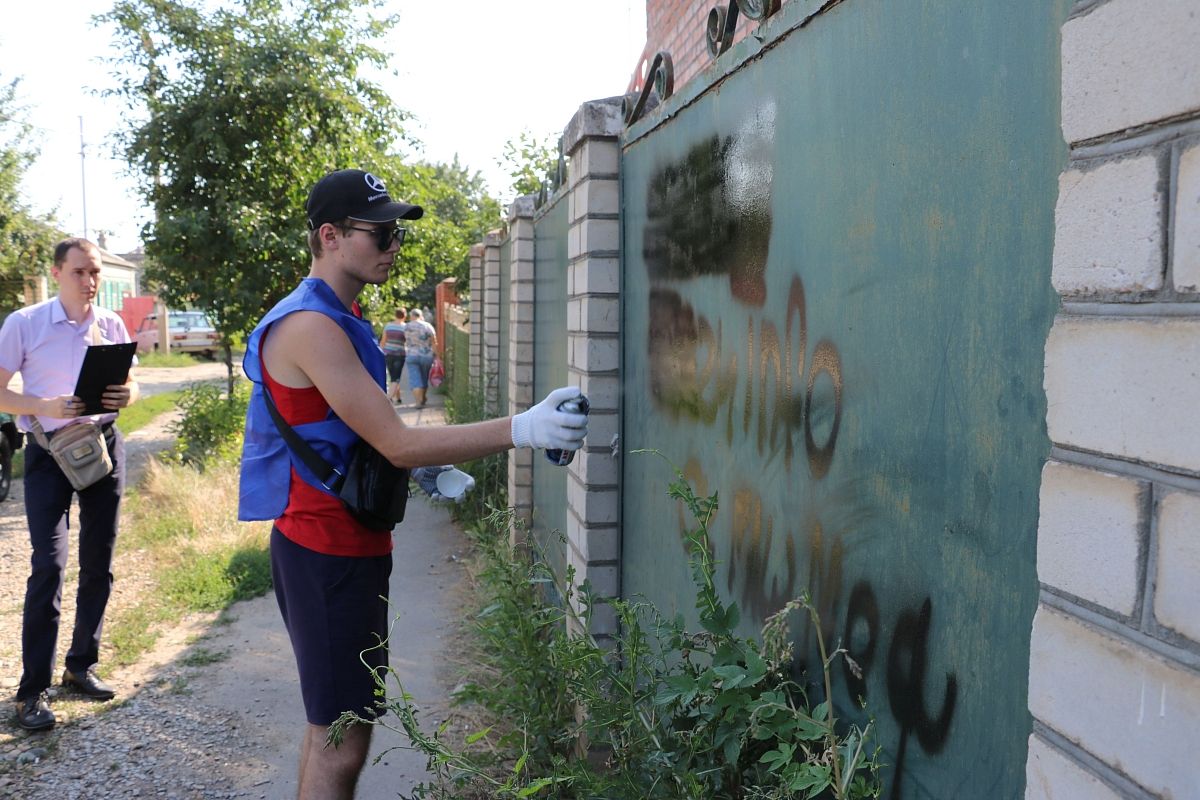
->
[482,229,503,415]
[1027,3,1200,798]
[507,196,537,539]
[469,244,484,386]
[563,98,624,640]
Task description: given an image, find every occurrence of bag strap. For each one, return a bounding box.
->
[257,327,346,493]
[89,317,103,346]
[29,418,51,450]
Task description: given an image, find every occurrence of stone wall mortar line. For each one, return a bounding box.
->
[1140,484,1161,633]
[1067,0,1113,20]
[1058,301,1200,316]
[1167,139,1183,292]
[1040,589,1200,667]
[568,250,622,265]
[1137,482,1156,633]
[1050,444,1200,489]
[1158,147,1174,294]
[1069,113,1200,157]
[1031,724,1159,800]
[568,212,621,224]
[1040,581,1138,629]
[567,172,620,190]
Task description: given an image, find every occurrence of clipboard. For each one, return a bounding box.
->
[73,343,137,416]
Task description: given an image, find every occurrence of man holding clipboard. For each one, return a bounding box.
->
[0,238,140,732]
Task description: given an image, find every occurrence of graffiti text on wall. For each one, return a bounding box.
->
[648,279,842,477]
[680,458,959,798]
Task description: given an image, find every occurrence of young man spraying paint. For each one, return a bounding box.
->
[238,169,587,799]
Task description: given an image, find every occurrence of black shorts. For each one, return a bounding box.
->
[385,353,406,383]
[270,527,392,726]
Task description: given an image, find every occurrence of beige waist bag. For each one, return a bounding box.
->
[31,420,113,491]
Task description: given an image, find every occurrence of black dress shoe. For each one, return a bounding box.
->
[62,667,115,700]
[15,692,55,731]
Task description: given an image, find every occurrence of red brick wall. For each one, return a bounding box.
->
[635,0,789,93]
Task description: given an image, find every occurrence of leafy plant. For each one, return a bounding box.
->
[168,380,250,468]
[497,130,560,203]
[335,455,882,799]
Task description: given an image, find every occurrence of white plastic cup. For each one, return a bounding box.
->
[435,468,472,500]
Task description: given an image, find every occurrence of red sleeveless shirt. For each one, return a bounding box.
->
[262,361,393,557]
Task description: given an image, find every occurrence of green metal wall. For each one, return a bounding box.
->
[531,193,571,579]
[445,322,470,405]
[619,1,1067,797]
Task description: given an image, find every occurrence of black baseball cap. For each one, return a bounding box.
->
[305,169,424,230]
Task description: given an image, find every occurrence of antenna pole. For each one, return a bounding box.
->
[79,116,88,240]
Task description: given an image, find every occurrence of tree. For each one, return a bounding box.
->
[101,0,412,382]
[358,156,500,317]
[0,75,63,310]
[497,130,560,202]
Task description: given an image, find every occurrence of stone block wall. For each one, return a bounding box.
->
[507,197,537,536]
[468,244,483,384]
[1027,1,1200,797]
[563,99,624,641]
[482,229,503,415]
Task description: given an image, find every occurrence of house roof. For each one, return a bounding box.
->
[97,246,137,270]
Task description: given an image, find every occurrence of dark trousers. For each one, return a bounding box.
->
[18,424,124,701]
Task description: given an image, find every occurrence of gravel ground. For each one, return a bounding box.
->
[0,362,274,798]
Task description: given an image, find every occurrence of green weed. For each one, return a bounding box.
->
[118,390,184,434]
[160,545,272,612]
[167,380,250,469]
[335,455,883,799]
[136,351,204,368]
[180,647,230,667]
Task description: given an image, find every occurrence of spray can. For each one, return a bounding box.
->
[545,394,590,466]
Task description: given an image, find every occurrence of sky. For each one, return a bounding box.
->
[0,1,646,255]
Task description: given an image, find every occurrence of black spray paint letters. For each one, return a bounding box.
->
[648,278,841,478]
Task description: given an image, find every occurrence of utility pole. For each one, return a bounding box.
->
[79,116,88,240]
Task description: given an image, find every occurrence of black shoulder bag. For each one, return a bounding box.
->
[261,381,409,531]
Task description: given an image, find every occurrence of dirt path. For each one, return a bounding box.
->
[0,367,465,798]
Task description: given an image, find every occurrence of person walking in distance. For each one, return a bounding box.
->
[0,238,140,731]
[378,308,406,403]
[403,307,436,406]
[238,168,586,800]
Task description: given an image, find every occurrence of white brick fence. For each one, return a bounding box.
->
[1028,1,1200,797]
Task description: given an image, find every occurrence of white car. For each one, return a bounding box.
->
[136,311,220,359]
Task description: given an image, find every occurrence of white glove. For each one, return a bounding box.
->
[511,386,588,450]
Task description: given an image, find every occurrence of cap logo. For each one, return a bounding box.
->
[364,173,387,194]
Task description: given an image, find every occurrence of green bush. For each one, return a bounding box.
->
[169,380,250,468]
[336,456,883,800]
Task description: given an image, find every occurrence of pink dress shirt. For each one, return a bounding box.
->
[0,297,134,433]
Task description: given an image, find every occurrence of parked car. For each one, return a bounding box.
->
[135,311,220,359]
[0,412,22,502]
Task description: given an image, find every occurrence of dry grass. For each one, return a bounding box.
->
[106,457,273,667]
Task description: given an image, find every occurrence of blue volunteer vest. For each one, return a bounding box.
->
[238,278,386,521]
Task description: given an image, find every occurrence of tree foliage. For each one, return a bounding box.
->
[360,157,499,316]
[497,129,560,202]
[0,75,63,309]
[101,0,411,347]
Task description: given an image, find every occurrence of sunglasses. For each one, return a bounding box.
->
[341,223,407,251]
